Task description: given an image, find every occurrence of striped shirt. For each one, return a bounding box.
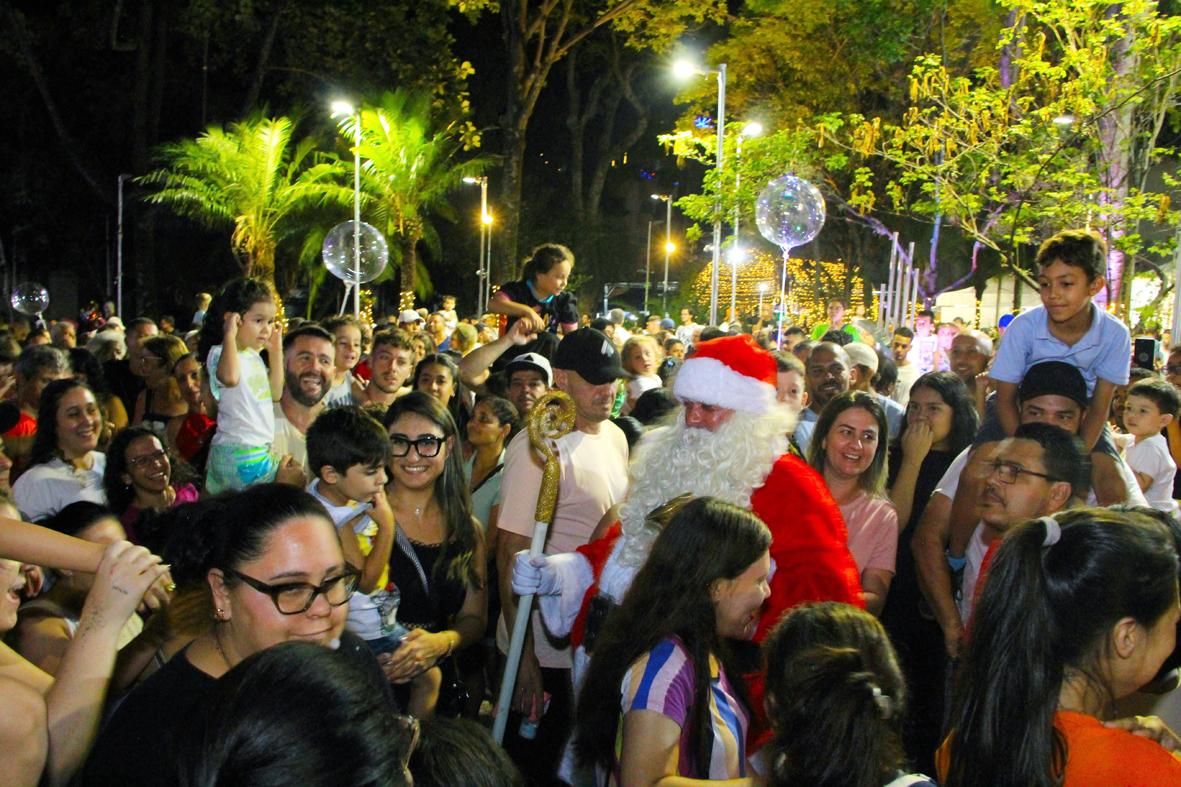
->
[614,637,749,783]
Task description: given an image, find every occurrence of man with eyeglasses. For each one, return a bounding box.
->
[958,422,1085,625]
[915,362,1145,660]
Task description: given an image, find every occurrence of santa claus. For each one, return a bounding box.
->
[513,334,863,710]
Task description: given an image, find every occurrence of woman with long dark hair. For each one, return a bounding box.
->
[414,353,469,436]
[380,393,486,715]
[13,379,107,522]
[574,496,770,785]
[763,602,935,786]
[940,508,1181,786]
[807,392,897,615]
[102,426,199,549]
[69,347,127,449]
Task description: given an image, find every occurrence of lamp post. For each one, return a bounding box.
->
[651,194,673,315]
[463,176,489,312]
[116,173,131,317]
[482,210,493,310]
[674,58,727,326]
[643,220,657,315]
[730,121,763,322]
[331,100,362,318]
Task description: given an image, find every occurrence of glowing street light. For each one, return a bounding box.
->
[331,99,362,318]
[672,56,727,326]
[652,193,674,315]
[463,176,492,310]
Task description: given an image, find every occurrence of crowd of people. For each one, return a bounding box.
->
[1,231,1180,786]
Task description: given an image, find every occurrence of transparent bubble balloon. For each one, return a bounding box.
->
[11,282,49,316]
[755,175,826,250]
[322,221,389,284]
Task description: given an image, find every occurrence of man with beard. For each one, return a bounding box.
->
[512,335,861,773]
[353,329,415,408]
[793,341,851,453]
[890,326,920,407]
[271,324,334,473]
[495,327,628,784]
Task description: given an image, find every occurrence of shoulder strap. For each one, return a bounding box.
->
[394,525,430,594]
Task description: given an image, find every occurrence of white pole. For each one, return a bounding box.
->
[478,178,488,313]
[117,174,129,317]
[709,63,727,326]
[908,269,921,328]
[1171,227,1181,344]
[730,134,742,322]
[885,244,898,329]
[644,221,653,315]
[905,241,917,326]
[352,112,362,319]
[663,197,672,316]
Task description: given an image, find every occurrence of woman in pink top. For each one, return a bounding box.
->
[808,391,897,615]
[103,427,199,549]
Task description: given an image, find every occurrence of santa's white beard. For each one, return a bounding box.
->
[616,404,795,568]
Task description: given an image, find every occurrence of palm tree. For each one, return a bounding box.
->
[139,115,353,288]
[337,91,487,304]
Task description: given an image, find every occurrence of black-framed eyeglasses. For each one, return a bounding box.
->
[390,434,444,458]
[224,566,360,614]
[127,449,167,468]
[987,459,1060,485]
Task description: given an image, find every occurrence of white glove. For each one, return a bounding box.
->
[512,551,561,597]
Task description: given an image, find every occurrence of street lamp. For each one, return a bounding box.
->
[652,194,674,315]
[643,219,660,315]
[729,120,764,320]
[482,210,494,311]
[463,176,490,311]
[331,100,362,318]
[673,57,727,326]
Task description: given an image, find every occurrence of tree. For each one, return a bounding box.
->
[139,115,353,287]
[337,91,486,305]
[840,0,1181,306]
[491,0,725,282]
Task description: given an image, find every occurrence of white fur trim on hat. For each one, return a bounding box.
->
[673,355,777,413]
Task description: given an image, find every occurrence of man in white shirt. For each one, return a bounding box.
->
[495,328,629,782]
[271,324,334,475]
[891,327,920,407]
[675,307,702,347]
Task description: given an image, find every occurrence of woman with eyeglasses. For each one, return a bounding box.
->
[80,483,386,787]
[102,427,199,549]
[380,392,486,717]
[131,335,189,436]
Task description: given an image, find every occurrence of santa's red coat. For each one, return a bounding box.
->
[573,452,863,745]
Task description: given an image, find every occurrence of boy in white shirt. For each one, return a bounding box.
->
[306,405,441,714]
[1122,377,1180,518]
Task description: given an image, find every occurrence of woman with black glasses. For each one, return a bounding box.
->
[80,484,390,787]
[380,392,486,717]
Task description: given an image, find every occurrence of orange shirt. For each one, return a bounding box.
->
[937,711,1181,786]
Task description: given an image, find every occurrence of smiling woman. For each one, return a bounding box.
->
[13,380,108,522]
[808,392,898,616]
[80,484,394,787]
[102,427,199,549]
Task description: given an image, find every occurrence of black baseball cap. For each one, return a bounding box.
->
[1018,361,1088,407]
[552,328,625,385]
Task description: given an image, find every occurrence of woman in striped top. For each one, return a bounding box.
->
[574,496,771,786]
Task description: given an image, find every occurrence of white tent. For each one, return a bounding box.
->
[934,274,1042,328]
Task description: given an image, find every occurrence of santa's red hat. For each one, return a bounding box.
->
[672,334,778,413]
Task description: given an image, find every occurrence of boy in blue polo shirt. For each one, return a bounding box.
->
[989,229,1130,451]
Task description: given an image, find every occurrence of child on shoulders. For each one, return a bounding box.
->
[989,229,1130,451]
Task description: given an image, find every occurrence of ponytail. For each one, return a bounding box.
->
[945,509,1178,787]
